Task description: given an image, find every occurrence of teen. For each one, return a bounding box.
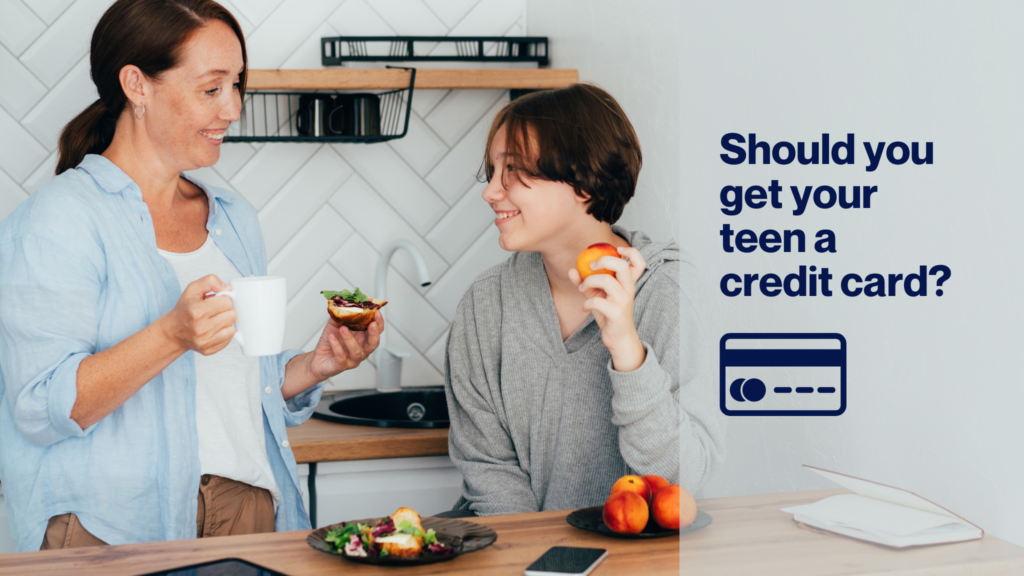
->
[442,84,724,515]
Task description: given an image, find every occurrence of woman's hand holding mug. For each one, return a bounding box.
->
[164,274,237,356]
[163,273,375,396]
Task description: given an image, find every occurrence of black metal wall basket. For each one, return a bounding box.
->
[321,36,549,66]
[223,67,416,144]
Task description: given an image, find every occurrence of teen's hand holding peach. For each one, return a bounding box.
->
[569,245,649,372]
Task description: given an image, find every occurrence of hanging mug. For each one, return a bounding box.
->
[345,93,382,136]
[296,94,335,137]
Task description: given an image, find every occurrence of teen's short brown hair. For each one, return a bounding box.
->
[481,84,642,224]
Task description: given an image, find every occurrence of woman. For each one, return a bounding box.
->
[0,0,380,551]
[442,84,725,515]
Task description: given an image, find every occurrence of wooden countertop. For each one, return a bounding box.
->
[3,489,1022,575]
[0,509,676,576]
[286,418,448,464]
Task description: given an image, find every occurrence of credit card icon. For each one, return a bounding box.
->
[720,333,846,416]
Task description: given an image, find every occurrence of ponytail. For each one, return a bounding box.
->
[56,99,118,175]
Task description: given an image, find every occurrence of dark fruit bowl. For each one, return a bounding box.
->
[566,507,712,539]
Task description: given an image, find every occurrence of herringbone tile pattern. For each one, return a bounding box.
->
[0,0,526,390]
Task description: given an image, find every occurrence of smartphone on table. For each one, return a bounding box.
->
[524,546,609,576]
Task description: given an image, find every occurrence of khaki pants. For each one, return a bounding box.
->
[40,475,274,550]
[39,513,107,550]
[196,474,275,538]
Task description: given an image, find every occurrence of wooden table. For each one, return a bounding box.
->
[3,489,1022,575]
[0,510,676,576]
[286,418,448,464]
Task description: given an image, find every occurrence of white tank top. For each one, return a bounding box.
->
[159,234,281,509]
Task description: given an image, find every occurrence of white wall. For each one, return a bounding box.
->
[681,1,1024,545]
[527,0,680,244]
[530,0,1024,548]
[0,0,527,393]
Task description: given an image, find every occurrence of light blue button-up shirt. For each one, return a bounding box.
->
[0,155,324,551]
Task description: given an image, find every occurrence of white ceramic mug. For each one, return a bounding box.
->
[213,276,286,356]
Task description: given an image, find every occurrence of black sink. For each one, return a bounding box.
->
[312,387,449,428]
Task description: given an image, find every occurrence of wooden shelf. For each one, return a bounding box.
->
[246,68,578,90]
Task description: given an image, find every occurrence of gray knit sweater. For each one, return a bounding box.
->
[443,227,726,515]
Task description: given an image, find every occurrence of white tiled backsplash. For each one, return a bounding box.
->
[0,0,527,391]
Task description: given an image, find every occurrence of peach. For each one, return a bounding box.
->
[602,491,649,534]
[610,475,652,503]
[652,485,697,530]
[576,243,620,280]
[642,475,670,494]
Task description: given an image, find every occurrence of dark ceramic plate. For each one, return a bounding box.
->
[566,507,712,539]
[306,516,497,566]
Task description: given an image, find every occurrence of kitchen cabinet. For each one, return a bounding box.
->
[297,455,463,529]
[287,416,460,526]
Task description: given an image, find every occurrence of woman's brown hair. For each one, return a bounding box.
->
[481,84,642,224]
[56,0,247,175]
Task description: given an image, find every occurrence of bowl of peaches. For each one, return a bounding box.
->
[566,475,712,539]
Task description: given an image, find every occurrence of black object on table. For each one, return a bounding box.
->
[141,558,287,576]
[565,506,712,539]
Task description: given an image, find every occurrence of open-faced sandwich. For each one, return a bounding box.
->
[324,507,454,559]
[320,288,387,331]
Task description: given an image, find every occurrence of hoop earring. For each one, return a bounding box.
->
[134,105,145,119]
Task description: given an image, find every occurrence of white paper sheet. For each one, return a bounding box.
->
[782,494,964,537]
